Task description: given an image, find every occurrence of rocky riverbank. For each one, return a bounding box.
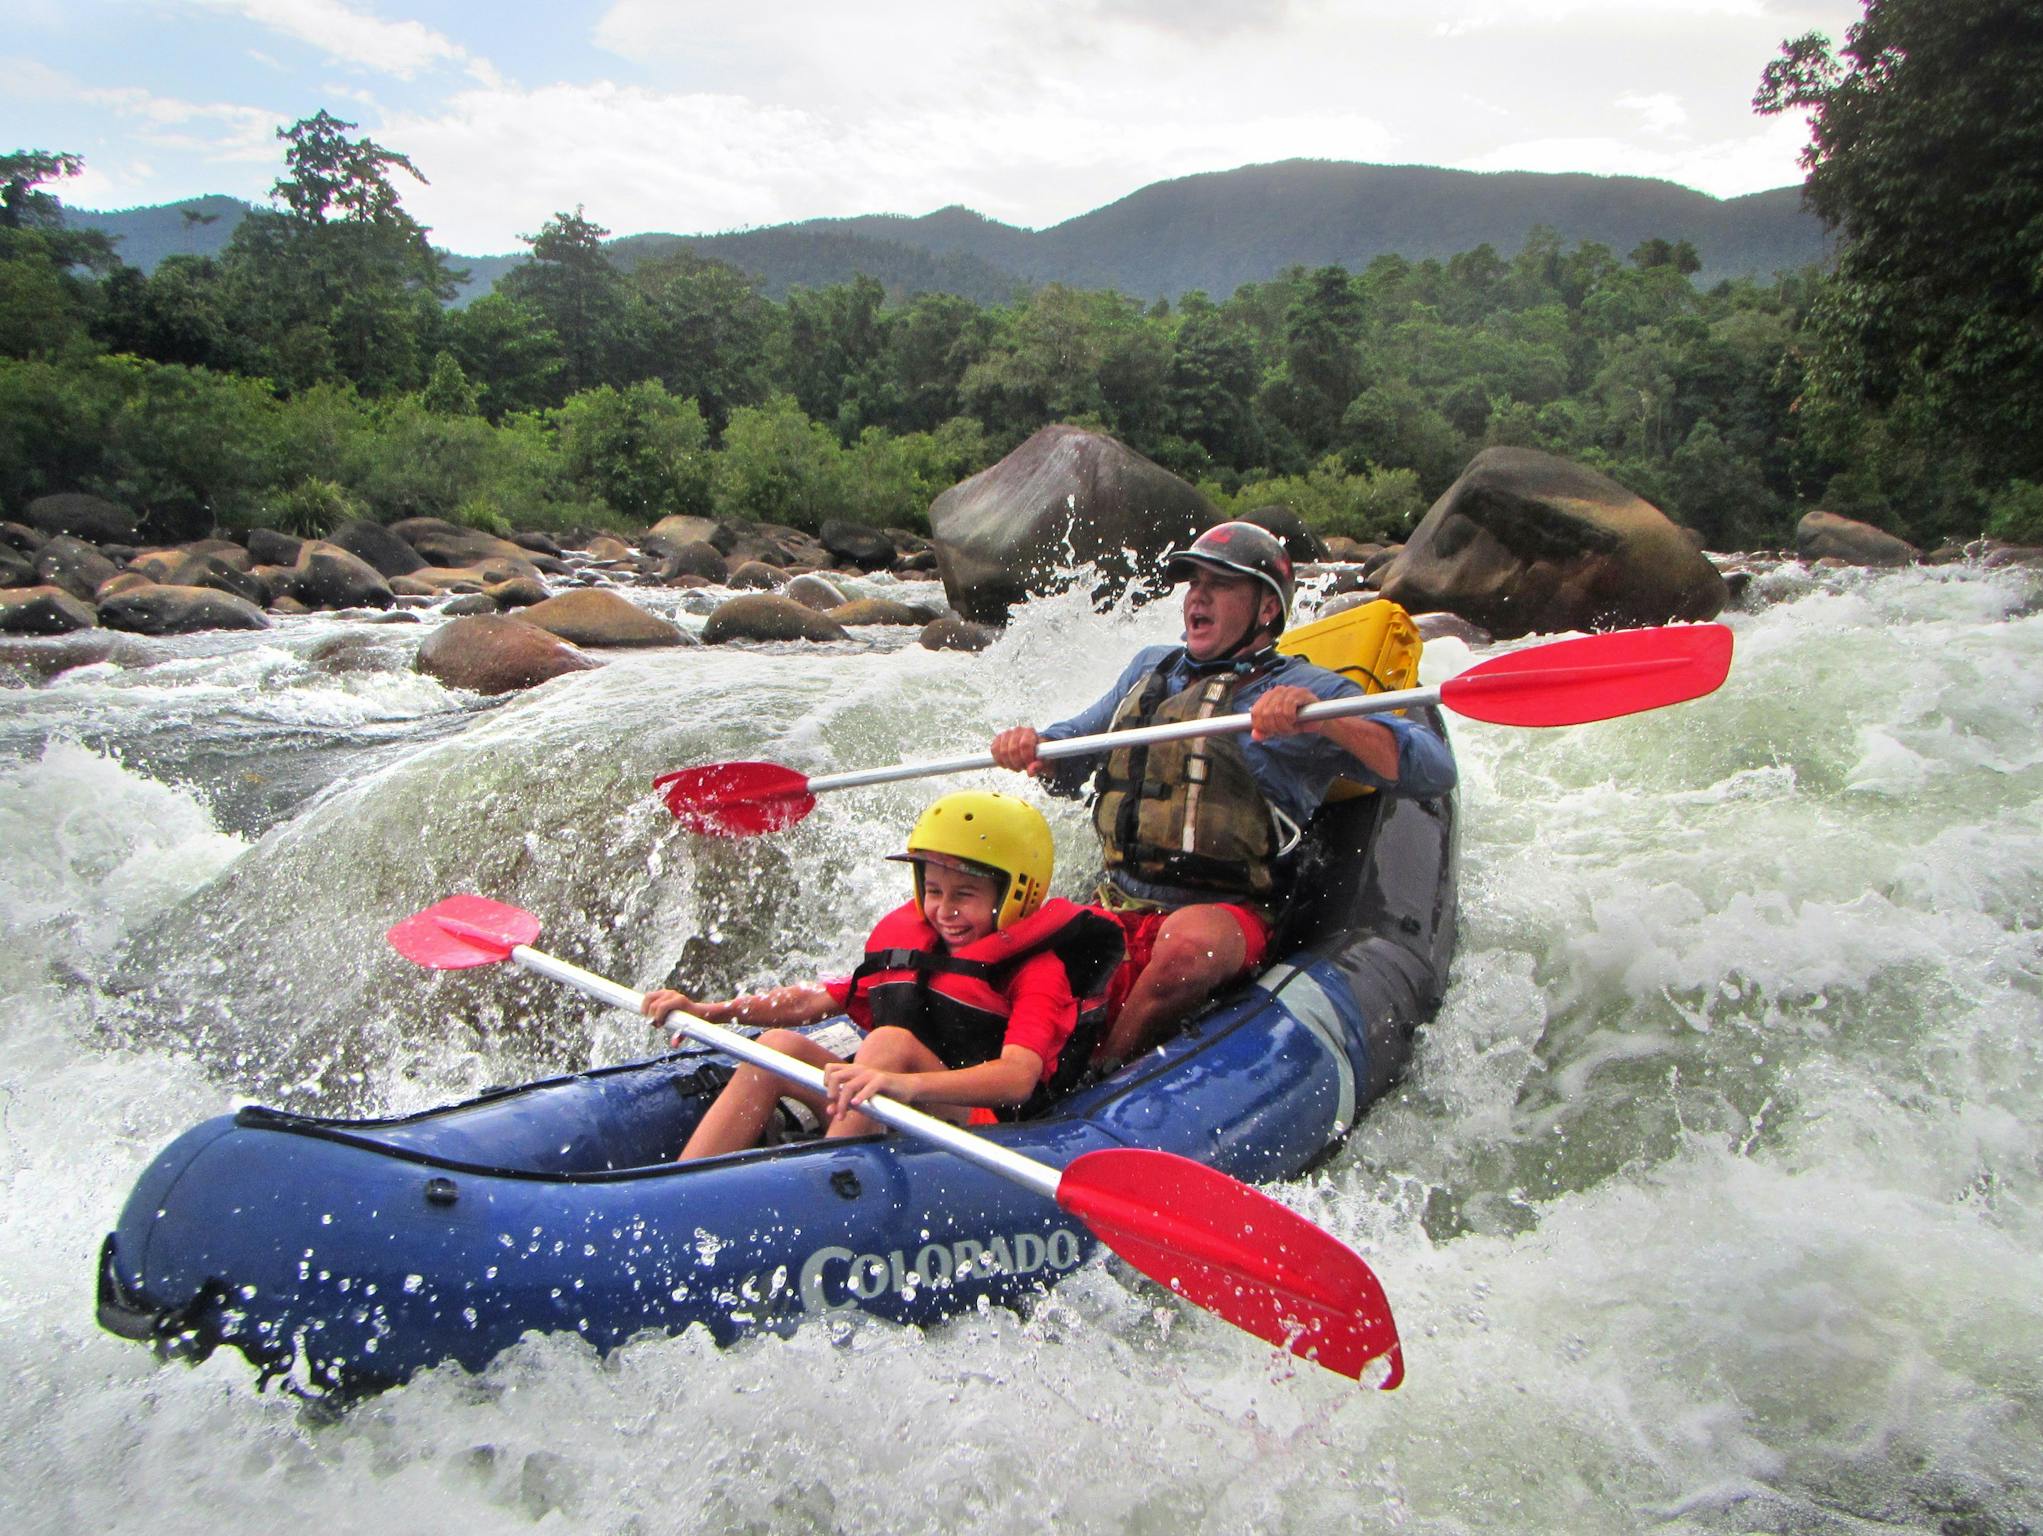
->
[6,434,2040,696]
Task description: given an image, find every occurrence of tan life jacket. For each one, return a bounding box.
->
[1090,655,1288,902]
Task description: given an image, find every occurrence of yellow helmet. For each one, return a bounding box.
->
[887,790,1054,930]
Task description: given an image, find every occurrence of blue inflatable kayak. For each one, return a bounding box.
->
[96,766,1456,1396]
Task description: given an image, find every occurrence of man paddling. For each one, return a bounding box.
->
[990,520,1456,1069]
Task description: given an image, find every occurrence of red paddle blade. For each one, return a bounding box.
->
[1058,1148,1403,1386]
[386,894,540,970]
[1442,622,1732,727]
[653,761,817,837]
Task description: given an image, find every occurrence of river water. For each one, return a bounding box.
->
[1,561,2037,1534]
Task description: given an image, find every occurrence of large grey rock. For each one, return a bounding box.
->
[726,523,831,569]
[1378,448,1727,638]
[701,594,849,644]
[27,493,136,545]
[329,519,427,577]
[784,573,849,611]
[648,515,736,554]
[832,598,936,627]
[654,540,729,584]
[1795,510,1920,568]
[0,585,98,635]
[277,542,396,610]
[918,613,999,652]
[0,522,42,554]
[415,615,600,694]
[143,550,270,607]
[517,589,690,648]
[34,537,121,602]
[388,517,547,576]
[246,528,305,567]
[483,576,551,609]
[819,519,897,570]
[98,584,271,635]
[929,424,1215,623]
[180,538,254,572]
[0,630,159,678]
[728,560,788,591]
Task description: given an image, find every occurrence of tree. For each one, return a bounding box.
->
[0,150,116,272]
[1260,265,1366,459]
[220,113,459,393]
[631,251,779,435]
[1756,0,2043,488]
[498,207,628,398]
[880,291,993,434]
[554,381,712,520]
[712,393,846,527]
[782,275,890,440]
[440,292,564,418]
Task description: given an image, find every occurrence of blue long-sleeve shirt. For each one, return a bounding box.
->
[1039,644,1458,837]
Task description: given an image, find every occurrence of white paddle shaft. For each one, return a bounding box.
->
[804,684,1439,795]
[506,944,1063,1199]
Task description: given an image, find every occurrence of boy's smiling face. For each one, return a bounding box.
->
[919,862,1002,948]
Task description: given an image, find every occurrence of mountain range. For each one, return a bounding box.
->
[70,158,1830,306]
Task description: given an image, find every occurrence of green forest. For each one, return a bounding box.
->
[3,0,2038,554]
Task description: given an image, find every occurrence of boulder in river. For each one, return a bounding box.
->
[388,518,552,576]
[1795,510,1920,568]
[517,588,689,648]
[245,529,305,568]
[832,597,936,627]
[484,576,551,609]
[415,614,601,694]
[728,560,788,591]
[918,613,999,652]
[279,541,395,610]
[0,584,99,635]
[26,492,137,545]
[784,573,848,611]
[151,550,270,607]
[651,539,729,584]
[98,584,271,635]
[819,519,897,570]
[646,515,736,553]
[34,536,121,603]
[1378,447,1727,638]
[701,593,849,644]
[0,629,160,678]
[328,519,427,578]
[928,424,1214,624]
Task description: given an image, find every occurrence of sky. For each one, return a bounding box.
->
[7,0,1867,257]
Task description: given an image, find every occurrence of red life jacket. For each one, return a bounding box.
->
[845,897,1125,1111]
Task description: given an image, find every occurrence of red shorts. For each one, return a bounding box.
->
[1100,904,1273,1022]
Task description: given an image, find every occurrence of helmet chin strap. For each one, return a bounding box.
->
[1188,620,1279,676]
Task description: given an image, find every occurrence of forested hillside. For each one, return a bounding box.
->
[67,158,1823,303]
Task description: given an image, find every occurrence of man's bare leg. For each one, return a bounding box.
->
[1093,904,1248,1069]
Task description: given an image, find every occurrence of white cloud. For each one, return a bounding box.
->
[191,0,495,84]
[377,73,1405,252]
[1617,91,1689,135]
[1459,109,1814,198]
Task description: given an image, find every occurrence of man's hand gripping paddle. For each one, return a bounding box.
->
[655,622,1734,837]
[386,894,1405,1385]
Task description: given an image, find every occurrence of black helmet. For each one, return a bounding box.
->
[1164,521,1297,636]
